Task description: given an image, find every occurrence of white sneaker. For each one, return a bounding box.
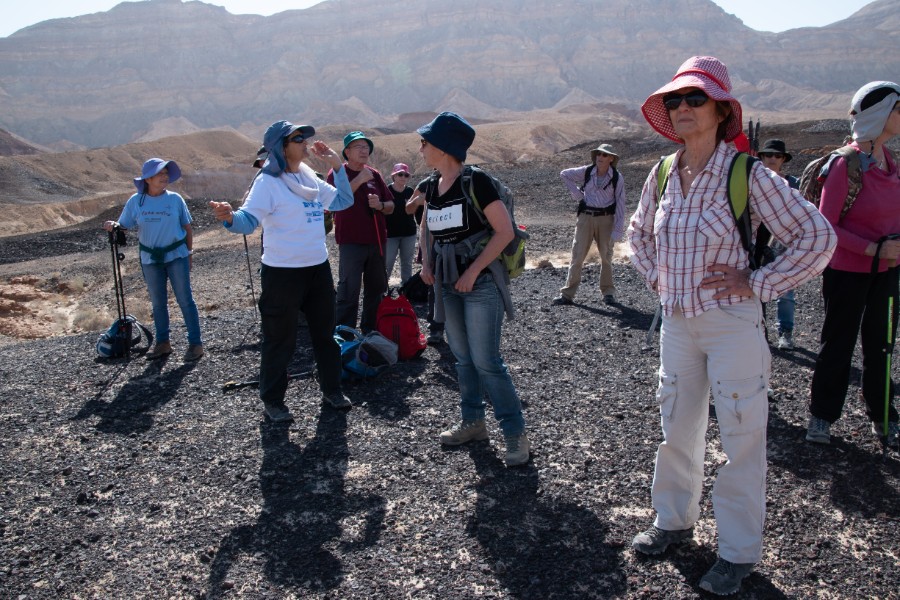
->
[776,331,794,350]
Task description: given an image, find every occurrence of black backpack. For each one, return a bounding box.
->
[96,316,152,358]
[577,165,619,214]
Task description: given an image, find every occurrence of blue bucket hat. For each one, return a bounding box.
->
[341,131,374,160]
[417,112,475,162]
[133,158,181,193]
[261,120,316,176]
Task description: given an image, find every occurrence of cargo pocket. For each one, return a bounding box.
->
[711,375,767,435]
[657,372,677,421]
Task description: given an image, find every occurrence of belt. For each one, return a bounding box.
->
[582,206,615,216]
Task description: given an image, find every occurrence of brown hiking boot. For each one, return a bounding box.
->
[146,341,172,360]
[183,344,204,362]
[439,420,488,445]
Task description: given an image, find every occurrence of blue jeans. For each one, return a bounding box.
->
[442,274,525,437]
[776,289,795,333]
[141,257,202,345]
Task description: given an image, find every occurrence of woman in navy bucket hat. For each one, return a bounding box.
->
[103,158,204,362]
[628,56,836,595]
[416,111,531,467]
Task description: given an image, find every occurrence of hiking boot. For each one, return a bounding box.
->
[776,331,794,350]
[183,344,204,362]
[551,295,573,306]
[871,421,899,449]
[322,390,352,410]
[263,403,294,423]
[806,416,831,444]
[631,525,693,555]
[504,433,531,467]
[146,341,172,360]
[439,419,488,445]
[603,294,617,305]
[698,558,754,596]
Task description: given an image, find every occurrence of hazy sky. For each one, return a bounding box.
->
[0,0,874,38]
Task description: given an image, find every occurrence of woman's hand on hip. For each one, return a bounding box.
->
[701,264,753,299]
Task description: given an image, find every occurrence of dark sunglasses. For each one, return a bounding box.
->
[759,153,785,160]
[394,172,411,178]
[287,135,307,144]
[420,139,428,148]
[662,90,709,110]
[596,152,612,158]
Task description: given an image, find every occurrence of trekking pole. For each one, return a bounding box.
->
[642,304,662,351]
[885,295,893,439]
[753,120,760,156]
[222,370,313,393]
[871,234,900,441]
[242,234,259,322]
[109,227,127,322]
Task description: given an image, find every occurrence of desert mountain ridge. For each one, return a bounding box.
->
[1,0,898,149]
[0,106,655,236]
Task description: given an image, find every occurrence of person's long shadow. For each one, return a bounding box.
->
[72,358,196,435]
[573,301,656,331]
[464,444,627,598]
[206,411,385,597]
[767,409,899,519]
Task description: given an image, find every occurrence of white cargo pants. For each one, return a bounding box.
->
[651,299,770,564]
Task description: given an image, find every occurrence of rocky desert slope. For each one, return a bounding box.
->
[0,122,898,598]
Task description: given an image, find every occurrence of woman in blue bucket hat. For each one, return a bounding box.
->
[103,158,203,362]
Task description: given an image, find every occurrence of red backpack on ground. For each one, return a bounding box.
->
[376,290,427,360]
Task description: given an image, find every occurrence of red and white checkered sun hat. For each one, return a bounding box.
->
[641,56,743,144]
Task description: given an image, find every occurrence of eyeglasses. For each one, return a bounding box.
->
[759,153,785,160]
[596,152,612,158]
[287,135,307,144]
[662,90,709,111]
[420,139,429,148]
[394,172,411,178]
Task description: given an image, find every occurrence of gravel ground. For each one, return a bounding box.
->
[1,129,898,599]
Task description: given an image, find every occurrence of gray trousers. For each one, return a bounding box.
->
[335,243,387,332]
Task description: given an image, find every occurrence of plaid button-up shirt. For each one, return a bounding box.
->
[628,142,836,318]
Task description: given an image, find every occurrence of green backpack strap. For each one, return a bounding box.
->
[656,153,678,202]
[726,152,758,258]
[461,166,487,227]
[657,152,762,267]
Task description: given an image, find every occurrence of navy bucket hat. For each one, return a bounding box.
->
[417,112,475,162]
[134,158,181,192]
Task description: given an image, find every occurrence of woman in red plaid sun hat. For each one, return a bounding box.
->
[627,56,837,595]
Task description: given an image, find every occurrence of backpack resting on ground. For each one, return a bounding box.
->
[333,325,398,380]
[376,290,427,360]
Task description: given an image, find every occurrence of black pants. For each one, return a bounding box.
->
[810,267,900,424]
[258,261,342,407]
